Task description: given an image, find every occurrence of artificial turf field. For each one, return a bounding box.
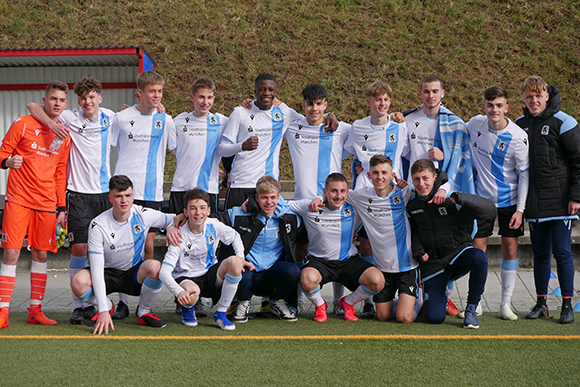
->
[1,310,579,386]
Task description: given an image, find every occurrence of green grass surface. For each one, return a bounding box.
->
[1,311,579,386]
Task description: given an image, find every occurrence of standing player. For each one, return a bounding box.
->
[70,175,181,334]
[0,81,71,328]
[160,188,253,330]
[170,77,227,215]
[466,86,529,321]
[515,76,580,324]
[28,76,118,324]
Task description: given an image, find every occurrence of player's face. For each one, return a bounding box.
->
[302,98,328,125]
[367,94,391,119]
[256,191,279,217]
[109,188,134,216]
[323,180,348,210]
[368,163,394,194]
[420,81,445,109]
[522,88,549,116]
[254,80,277,110]
[482,97,508,127]
[78,90,102,119]
[42,89,68,120]
[412,169,437,198]
[185,199,210,228]
[190,87,215,117]
[138,83,163,110]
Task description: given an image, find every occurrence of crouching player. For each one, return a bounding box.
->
[407,160,495,328]
[70,175,182,335]
[159,188,253,330]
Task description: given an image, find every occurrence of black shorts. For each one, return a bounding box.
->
[91,261,144,296]
[302,255,373,292]
[170,191,218,215]
[134,200,162,233]
[373,268,419,303]
[475,204,523,238]
[175,262,222,305]
[67,191,112,245]
[225,187,256,210]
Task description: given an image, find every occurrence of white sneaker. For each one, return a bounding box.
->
[233,300,251,323]
[500,304,518,321]
[270,299,297,322]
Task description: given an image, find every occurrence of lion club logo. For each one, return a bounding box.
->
[133,224,142,234]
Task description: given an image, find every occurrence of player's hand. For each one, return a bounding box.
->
[272,97,281,107]
[393,172,408,189]
[420,253,429,262]
[93,311,114,335]
[391,112,405,123]
[219,168,227,179]
[240,99,253,109]
[174,213,187,228]
[121,103,131,111]
[568,200,580,215]
[6,155,23,169]
[177,290,194,306]
[448,194,456,204]
[429,189,447,204]
[509,210,523,229]
[157,103,166,113]
[428,147,444,161]
[241,198,249,212]
[242,260,255,272]
[56,212,66,228]
[325,112,338,132]
[166,224,183,246]
[50,122,69,140]
[354,165,363,176]
[308,197,324,212]
[242,136,259,151]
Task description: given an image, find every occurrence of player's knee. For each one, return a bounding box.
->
[142,259,161,278]
[300,271,319,292]
[376,309,391,322]
[425,311,445,324]
[397,312,414,324]
[226,256,244,276]
[70,270,91,296]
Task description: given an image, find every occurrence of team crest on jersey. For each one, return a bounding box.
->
[208,235,215,244]
[314,216,320,223]
[286,224,291,233]
[389,134,396,143]
[210,116,217,124]
[78,128,84,134]
[392,196,401,205]
[133,224,142,234]
[541,125,550,135]
[182,126,188,132]
[362,145,367,151]
[498,141,506,151]
[35,130,40,136]
[31,142,38,149]
[110,244,116,250]
[130,120,135,126]
[1,233,6,243]
[295,133,300,139]
[364,134,369,141]
[273,112,282,121]
[473,141,478,149]
[128,132,134,139]
[248,126,253,133]
[102,118,108,126]
[367,207,372,213]
[110,232,115,238]
[438,207,448,216]
[184,251,189,257]
[250,114,255,120]
[411,132,416,139]
[155,120,162,129]
[343,208,352,217]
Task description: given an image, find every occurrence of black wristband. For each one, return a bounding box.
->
[57,206,66,213]
[1,158,8,169]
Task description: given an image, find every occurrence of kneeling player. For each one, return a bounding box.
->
[70,175,182,335]
[160,188,253,330]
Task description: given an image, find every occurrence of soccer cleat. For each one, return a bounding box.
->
[313,301,328,322]
[27,305,58,325]
[525,303,549,319]
[70,307,85,324]
[88,301,115,328]
[361,302,375,319]
[233,300,251,323]
[181,305,198,327]
[111,300,129,320]
[0,307,9,329]
[270,299,297,322]
[333,300,344,316]
[500,304,518,321]
[83,305,97,320]
[446,299,461,316]
[339,297,358,321]
[137,311,167,328]
[463,304,480,329]
[559,304,574,324]
[194,301,207,318]
[214,311,236,330]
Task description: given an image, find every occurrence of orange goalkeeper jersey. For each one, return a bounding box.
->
[0,115,71,211]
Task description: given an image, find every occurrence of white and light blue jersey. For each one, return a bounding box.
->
[285,118,350,200]
[220,101,301,188]
[159,218,244,297]
[344,115,409,189]
[467,115,529,210]
[347,186,417,273]
[288,199,360,261]
[111,106,176,201]
[170,112,228,194]
[60,108,115,193]
[405,108,441,170]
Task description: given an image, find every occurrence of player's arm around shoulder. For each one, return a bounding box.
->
[449,192,496,223]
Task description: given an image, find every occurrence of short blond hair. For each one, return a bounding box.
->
[255,175,281,194]
[520,75,548,94]
[137,70,164,90]
[366,80,392,99]
[191,77,215,95]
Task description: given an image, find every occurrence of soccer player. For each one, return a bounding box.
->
[28,75,119,324]
[515,76,580,324]
[0,81,71,328]
[160,188,253,330]
[169,77,228,215]
[110,70,176,264]
[70,175,182,335]
[289,173,385,322]
[466,86,529,321]
[217,176,303,323]
[407,159,495,328]
[404,75,475,316]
